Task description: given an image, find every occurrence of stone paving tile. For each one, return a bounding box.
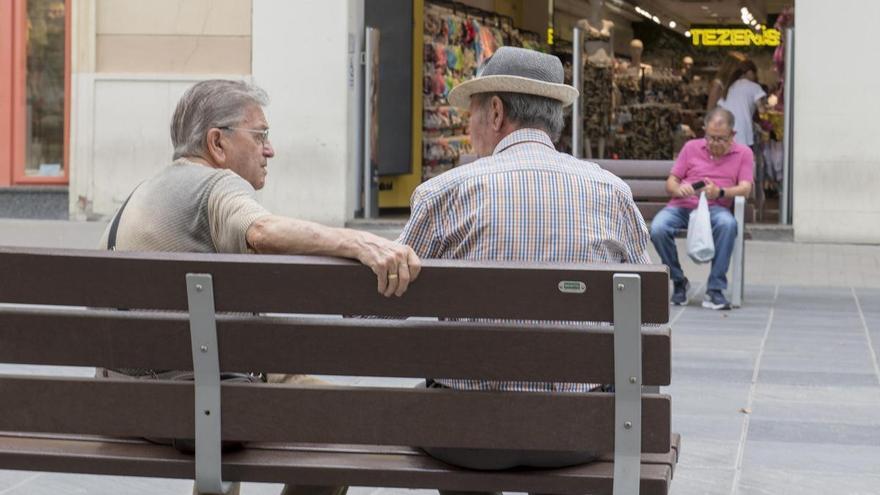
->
[752,383,880,405]
[747,418,880,446]
[349,489,436,495]
[675,309,771,322]
[773,312,862,326]
[757,355,877,373]
[854,288,880,312]
[0,471,45,492]
[741,441,880,475]
[772,294,860,309]
[765,326,866,339]
[665,383,752,417]
[762,339,868,355]
[675,438,740,469]
[748,397,880,425]
[671,334,764,352]
[673,366,754,385]
[668,467,735,495]
[0,472,192,494]
[756,369,878,387]
[672,349,757,371]
[737,467,880,495]
[671,413,745,442]
[0,364,95,377]
[672,321,769,335]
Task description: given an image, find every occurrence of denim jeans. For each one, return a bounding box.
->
[649,205,738,291]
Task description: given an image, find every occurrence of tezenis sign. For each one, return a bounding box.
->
[690,28,782,47]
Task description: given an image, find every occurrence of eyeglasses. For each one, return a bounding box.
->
[219,126,270,145]
[706,135,732,144]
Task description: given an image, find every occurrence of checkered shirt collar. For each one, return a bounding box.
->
[493,128,555,155]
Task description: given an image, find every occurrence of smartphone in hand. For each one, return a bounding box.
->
[691,180,706,190]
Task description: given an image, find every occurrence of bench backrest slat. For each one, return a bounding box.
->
[0,248,670,323]
[0,377,671,453]
[590,160,675,180]
[0,308,672,385]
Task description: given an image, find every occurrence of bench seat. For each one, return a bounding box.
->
[0,433,680,495]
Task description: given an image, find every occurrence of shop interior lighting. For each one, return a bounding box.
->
[741,6,761,30]
[634,6,653,20]
[633,4,687,36]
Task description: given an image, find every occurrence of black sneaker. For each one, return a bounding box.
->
[702,290,732,310]
[671,278,690,305]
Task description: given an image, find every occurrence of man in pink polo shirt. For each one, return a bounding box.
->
[650,107,753,309]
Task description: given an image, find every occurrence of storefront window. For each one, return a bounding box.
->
[24,0,66,177]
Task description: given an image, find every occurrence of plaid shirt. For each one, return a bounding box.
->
[399,128,651,392]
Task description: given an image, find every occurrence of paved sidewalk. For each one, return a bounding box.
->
[2,219,880,494]
[668,285,880,495]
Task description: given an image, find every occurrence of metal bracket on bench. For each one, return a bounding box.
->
[186,274,232,495]
[730,196,746,308]
[612,274,642,495]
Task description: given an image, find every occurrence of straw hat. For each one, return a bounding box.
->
[447,46,579,109]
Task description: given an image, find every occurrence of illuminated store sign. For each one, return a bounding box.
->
[690,28,782,47]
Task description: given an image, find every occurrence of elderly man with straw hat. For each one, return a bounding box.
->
[398,47,651,487]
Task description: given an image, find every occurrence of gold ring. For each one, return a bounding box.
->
[388,273,398,280]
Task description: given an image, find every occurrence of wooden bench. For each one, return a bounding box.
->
[0,247,678,495]
[592,159,747,308]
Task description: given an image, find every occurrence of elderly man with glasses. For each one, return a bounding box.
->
[101,79,419,297]
[650,107,754,310]
[99,79,421,495]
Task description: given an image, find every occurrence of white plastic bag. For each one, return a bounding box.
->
[686,192,715,264]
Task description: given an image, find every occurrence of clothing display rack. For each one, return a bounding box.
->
[422,0,544,180]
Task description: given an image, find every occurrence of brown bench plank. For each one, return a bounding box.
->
[0,248,670,324]
[626,180,671,201]
[590,160,675,179]
[0,433,674,495]
[591,159,757,223]
[0,377,671,453]
[0,307,672,385]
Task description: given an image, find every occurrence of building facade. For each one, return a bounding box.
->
[1,0,878,243]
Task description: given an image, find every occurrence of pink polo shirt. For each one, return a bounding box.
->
[668,138,754,210]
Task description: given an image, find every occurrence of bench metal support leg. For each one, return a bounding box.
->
[186,274,232,495]
[613,274,642,495]
[730,196,745,308]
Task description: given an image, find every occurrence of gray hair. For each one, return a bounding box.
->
[704,106,735,129]
[170,80,269,160]
[474,92,565,141]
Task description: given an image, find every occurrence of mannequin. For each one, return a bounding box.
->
[627,39,653,76]
[575,0,615,158]
[681,55,694,82]
[575,0,614,42]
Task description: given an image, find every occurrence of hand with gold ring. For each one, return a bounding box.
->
[352,232,422,297]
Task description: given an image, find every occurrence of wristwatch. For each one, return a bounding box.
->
[719,188,726,198]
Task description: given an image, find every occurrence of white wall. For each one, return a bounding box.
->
[71,75,238,219]
[793,0,880,243]
[252,0,359,226]
[69,0,256,220]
